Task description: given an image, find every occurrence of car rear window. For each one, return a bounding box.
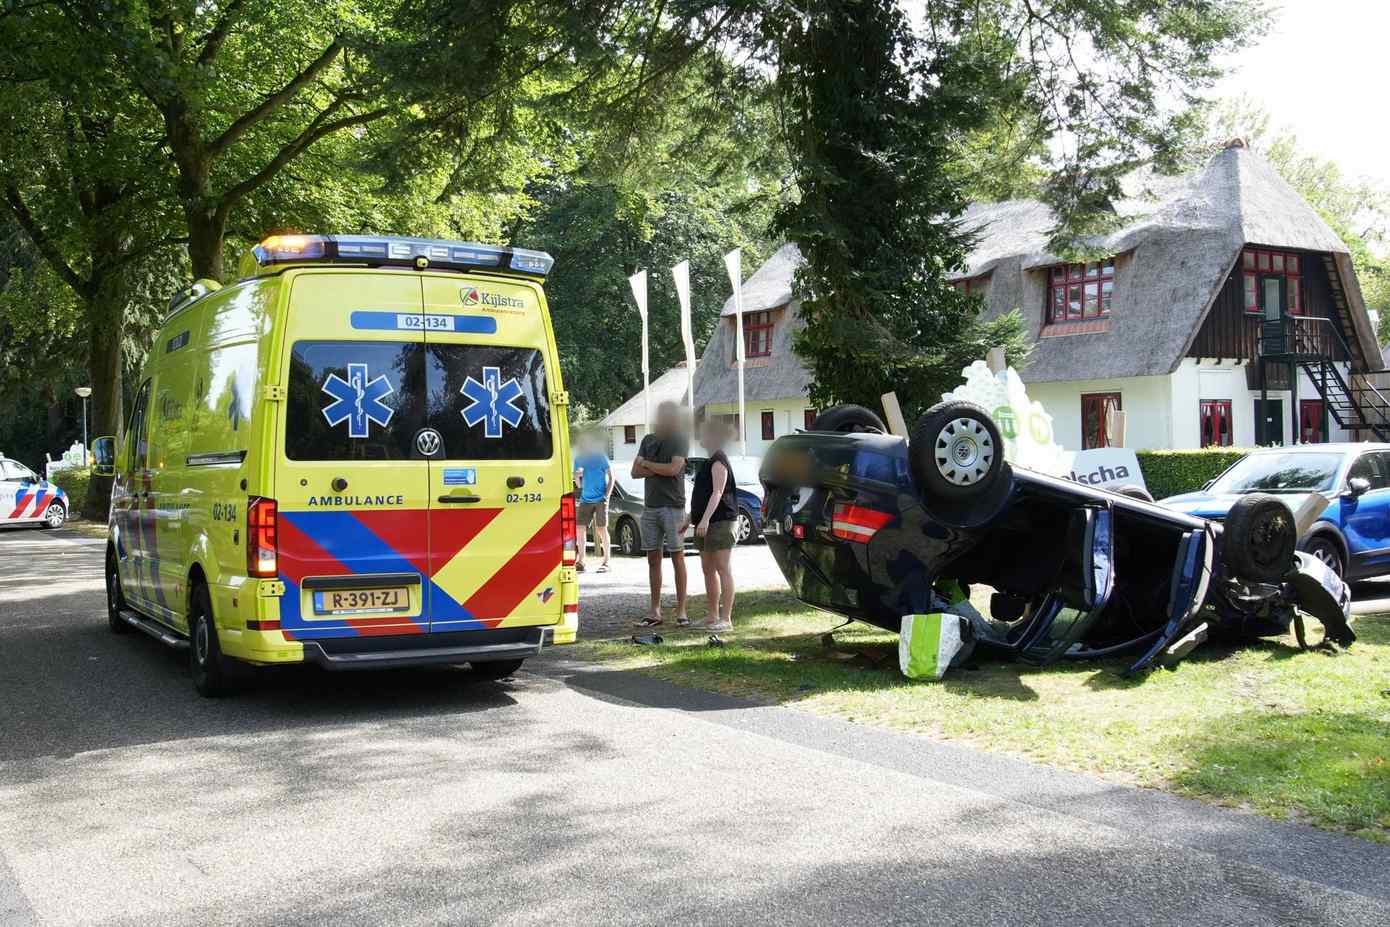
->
[285,341,552,461]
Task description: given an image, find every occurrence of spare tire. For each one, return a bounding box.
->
[1112,484,1154,503]
[1223,493,1296,583]
[909,400,1004,503]
[808,404,886,434]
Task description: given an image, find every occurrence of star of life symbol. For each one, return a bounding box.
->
[460,366,525,439]
[321,363,395,438]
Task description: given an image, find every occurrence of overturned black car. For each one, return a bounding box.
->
[758,401,1355,673]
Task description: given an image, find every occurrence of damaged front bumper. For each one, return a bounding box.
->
[760,432,1355,672]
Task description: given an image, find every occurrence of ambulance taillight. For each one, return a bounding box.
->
[561,493,577,566]
[247,497,279,577]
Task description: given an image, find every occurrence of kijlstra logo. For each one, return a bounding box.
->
[460,286,525,310]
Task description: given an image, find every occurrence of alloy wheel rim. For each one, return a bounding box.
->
[737,513,751,542]
[47,506,63,527]
[934,418,994,486]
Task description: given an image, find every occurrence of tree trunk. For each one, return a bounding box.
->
[186,207,226,282]
[81,281,126,519]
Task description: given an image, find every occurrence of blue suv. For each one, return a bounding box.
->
[1162,443,1390,580]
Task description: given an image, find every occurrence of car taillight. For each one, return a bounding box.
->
[561,493,577,565]
[247,496,278,577]
[760,493,770,524]
[830,501,893,543]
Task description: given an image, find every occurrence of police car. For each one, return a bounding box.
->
[93,235,577,696]
[0,456,68,529]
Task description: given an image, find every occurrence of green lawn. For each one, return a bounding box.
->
[575,590,1390,842]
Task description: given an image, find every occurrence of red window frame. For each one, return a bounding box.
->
[740,310,774,358]
[760,410,775,441]
[1200,400,1233,448]
[1048,260,1115,323]
[623,425,636,445]
[1081,392,1121,450]
[803,408,817,430]
[1299,399,1326,444]
[1242,248,1302,315]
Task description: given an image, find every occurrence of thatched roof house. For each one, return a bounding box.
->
[691,143,1388,453]
[601,362,690,459]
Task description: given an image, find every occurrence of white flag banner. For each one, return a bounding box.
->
[628,270,650,427]
[672,260,697,420]
[723,247,747,455]
[723,248,745,362]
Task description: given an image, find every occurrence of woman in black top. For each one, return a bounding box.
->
[692,418,737,631]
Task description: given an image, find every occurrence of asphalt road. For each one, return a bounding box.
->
[2,526,1388,926]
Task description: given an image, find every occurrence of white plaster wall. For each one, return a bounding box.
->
[704,397,817,458]
[1025,375,1175,451]
[1181,358,1353,447]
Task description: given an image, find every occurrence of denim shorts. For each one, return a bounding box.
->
[640,506,685,553]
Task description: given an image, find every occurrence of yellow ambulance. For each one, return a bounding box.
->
[93,235,578,696]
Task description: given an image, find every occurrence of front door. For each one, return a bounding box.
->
[274,272,432,640]
[420,274,564,632]
[1255,398,1284,446]
[1300,399,1327,444]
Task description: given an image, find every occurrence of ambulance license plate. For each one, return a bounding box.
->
[313,587,409,615]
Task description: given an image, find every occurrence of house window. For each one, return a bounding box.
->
[623,425,636,445]
[740,311,774,358]
[1048,260,1115,323]
[760,410,775,441]
[952,276,987,298]
[1081,392,1121,449]
[804,409,817,430]
[1242,248,1302,315]
[1200,400,1233,447]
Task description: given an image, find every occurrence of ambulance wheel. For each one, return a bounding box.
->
[106,547,130,634]
[43,501,66,529]
[471,658,524,681]
[189,583,233,697]
[909,401,1003,502]
[1223,493,1296,583]
[809,405,886,434]
[617,517,642,557]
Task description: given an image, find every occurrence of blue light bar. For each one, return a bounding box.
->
[246,234,554,278]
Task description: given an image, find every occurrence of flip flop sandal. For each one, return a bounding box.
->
[676,616,693,628]
[635,617,664,628]
[576,563,586,572]
[596,564,610,573]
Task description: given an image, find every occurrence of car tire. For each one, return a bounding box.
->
[189,583,234,698]
[909,400,1004,503]
[106,547,130,634]
[43,501,66,529]
[1112,484,1154,503]
[1223,493,1297,583]
[617,516,642,557]
[471,658,524,680]
[1304,534,1345,580]
[809,405,886,434]
[735,506,756,544]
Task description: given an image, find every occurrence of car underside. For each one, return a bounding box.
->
[759,405,1356,674]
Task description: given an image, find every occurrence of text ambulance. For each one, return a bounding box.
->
[94,235,577,695]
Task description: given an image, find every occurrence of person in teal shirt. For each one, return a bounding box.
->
[572,432,614,572]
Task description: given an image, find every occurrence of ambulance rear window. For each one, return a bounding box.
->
[283,341,552,461]
[426,345,552,460]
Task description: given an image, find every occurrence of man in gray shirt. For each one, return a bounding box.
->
[631,401,689,626]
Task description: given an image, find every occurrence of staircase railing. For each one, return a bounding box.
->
[1266,316,1390,440]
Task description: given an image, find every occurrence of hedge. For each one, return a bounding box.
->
[47,467,94,516]
[1135,448,1252,501]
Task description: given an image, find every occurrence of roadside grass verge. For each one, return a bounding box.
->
[574,589,1390,842]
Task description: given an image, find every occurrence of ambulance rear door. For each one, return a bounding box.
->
[273,271,432,640]
[419,274,565,632]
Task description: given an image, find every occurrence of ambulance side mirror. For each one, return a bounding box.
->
[92,436,116,477]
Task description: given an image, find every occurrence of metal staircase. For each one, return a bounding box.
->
[1263,313,1390,441]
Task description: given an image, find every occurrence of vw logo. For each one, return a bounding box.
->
[415,429,442,457]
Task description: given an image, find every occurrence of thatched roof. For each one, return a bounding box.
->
[601,363,691,427]
[694,144,1380,405]
[959,144,1378,381]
